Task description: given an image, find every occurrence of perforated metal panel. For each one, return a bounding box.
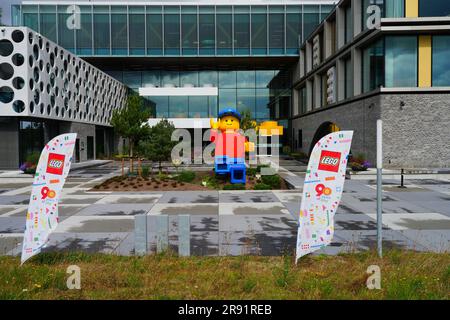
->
[0,27,127,126]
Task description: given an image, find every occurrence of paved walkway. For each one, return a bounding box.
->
[0,162,449,256]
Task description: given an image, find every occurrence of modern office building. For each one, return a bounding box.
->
[291,0,450,168]
[2,0,450,169]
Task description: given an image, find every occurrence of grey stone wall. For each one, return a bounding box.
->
[291,92,450,169]
[380,93,450,168]
[0,118,19,169]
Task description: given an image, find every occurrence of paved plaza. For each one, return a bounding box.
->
[0,162,449,257]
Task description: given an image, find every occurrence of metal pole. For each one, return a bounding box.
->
[376,120,383,258]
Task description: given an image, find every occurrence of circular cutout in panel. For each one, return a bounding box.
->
[47,104,51,115]
[45,42,50,52]
[12,100,25,113]
[33,90,40,104]
[12,77,25,90]
[39,103,44,114]
[0,40,13,57]
[29,101,34,113]
[28,55,33,67]
[61,107,65,117]
[33,67,39,82]
[29,79,34,90]
[55,106,59,116]
[49,52,55,66]
[12,53,24,66]
[0,63,14,80]
[28,32,33,44]
[38,59,43,71]
[38,37,43,49]
[33,44,39,60]
[0,86,14,103]
[12,30,25,43]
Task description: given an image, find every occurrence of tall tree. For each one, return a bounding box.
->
[139,119,176,173]
[110,93,151,160]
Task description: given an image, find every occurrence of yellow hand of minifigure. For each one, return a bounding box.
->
[210,118,220,130]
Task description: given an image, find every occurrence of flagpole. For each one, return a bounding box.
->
[376,120,383,258]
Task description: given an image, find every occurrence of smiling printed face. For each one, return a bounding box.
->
[219,115,240,131]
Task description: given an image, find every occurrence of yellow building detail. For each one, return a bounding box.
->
[418,35,432,88]
[405,0,419,18]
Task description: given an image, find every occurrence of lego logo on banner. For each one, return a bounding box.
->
[318,150,341,173]
[46,153,66,175]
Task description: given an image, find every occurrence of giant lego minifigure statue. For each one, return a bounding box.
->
[210,108,253,184]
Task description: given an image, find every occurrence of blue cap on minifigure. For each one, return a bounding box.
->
[218,108,241,121]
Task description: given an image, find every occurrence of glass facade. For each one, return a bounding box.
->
[13,4,334,56]
[385,36,417,87]
[108,69,287,121]
[419,0,450,17]
[362,39,384,93]
[432,36,450,86]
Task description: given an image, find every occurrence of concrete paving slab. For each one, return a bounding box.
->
[0,217,25,233]
[158,191,218,204]
[219,215,296,232]
[148,203,219,215]
[272,190,301,203]
[399,229,450,252]
[219,191,280,203]
[9,205,86,219]
[0,206,21,216]
[95,194,161,204]
[60,195,106,204]
[0,195,29,205]
[218,202,290,215]
[55,216,134,233]
[367,213,450,230]
[76,203,153,216]
[335,214,390,230]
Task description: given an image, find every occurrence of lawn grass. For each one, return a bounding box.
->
[0,250,448,300]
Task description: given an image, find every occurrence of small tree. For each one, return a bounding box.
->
[139,119,176,174]
[240,109,258,131]
[111,93,151,161]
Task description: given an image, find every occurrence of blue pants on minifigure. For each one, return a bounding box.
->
[214,156,246,184]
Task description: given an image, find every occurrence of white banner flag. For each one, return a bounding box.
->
[296,131,353,261]
[21,133,77,264]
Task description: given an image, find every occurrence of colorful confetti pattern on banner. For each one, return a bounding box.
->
[296,131,353,261]
[21,133,77,264]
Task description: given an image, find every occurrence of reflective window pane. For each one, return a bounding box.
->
[362,39,384,92]
[199,14,215,55]
[147,14,163,55]
[237,71,255,88]
[219,71,236,88]
[385,0,405,18]
[76,8,93,55]
[234,14,250,55]
[182,14,198,55]
[40,6,57,42]
[237,88,255,116]
[199,71,218,86]
[189,96,209,118]
[123,71,142,88]
[256,88,270,120]
[304,5,319,39]
[419,0,450,17]
[94,7,110,55]
[219,88,236,110]
[161,71,179,87]
[151,96,169,118]
[142,71,161,87]
[169,96,188,118]
[251,13,267,55]
[385,36,417,87]
[286,12,302,54]
[165,14,180,55]
[269,13,284,54]
[217,14,232,55]
[129,10,145,55]
[111,7,127,55]
[58,6,74,52]
[256,70,275,88]
[432,36,450,86]
[180,72,198,87]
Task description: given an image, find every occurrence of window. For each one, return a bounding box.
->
[164,9,181,55]
[286,6,302,54]
[432,36,450,86]
[129,6,145,55]
[219,71,236,88]
[169,96,188,118]
[298,129,303,148]
[234,11,250,55]
[304,5,320,39]
[362,0,384,31]
[385,0,405,18]
[216,8,232,55]
[199,12,215,55]
[182,7,198,55]
[269,7,285,55]
[23,6,39,35]
[362,39,384,93]
[344,57,353,99]
[152,96,169,118]
[147,8,163,55]
[385,36,417,87]
[111,6,127,55]
[256,88,270,120]
[298,86,306,114]
[251,8,267,55]
[419,0,450,17]
[40,6,57,43]
[236,71,255,88]
[344,5,353,44]
[76,6,93,55]
[94,6,110,55]
[189,96,209,118]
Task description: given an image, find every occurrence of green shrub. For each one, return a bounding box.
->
[202,174,219,189]
[253,183,272,190]
[261,174,281,189]
[25,151,40,165]
[223,184,246,190]
[247,167,258,177]
[290,152,308,160]
[141,165,150,179]
[176,170,196,183]
[350,162,368,172]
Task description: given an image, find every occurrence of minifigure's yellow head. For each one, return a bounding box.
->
[219,115,240,131]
